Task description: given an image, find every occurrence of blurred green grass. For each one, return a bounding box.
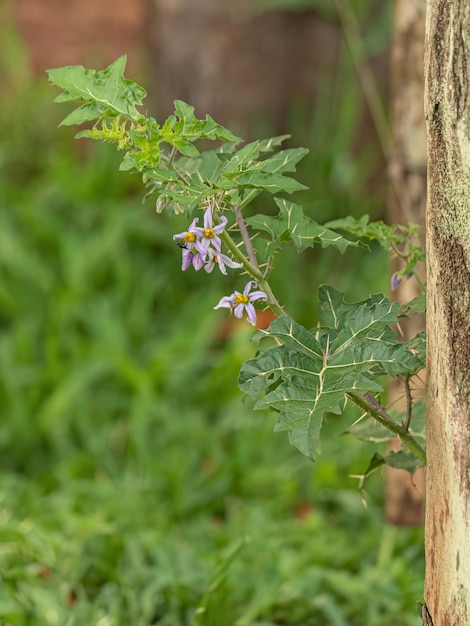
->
[0,18,423,626]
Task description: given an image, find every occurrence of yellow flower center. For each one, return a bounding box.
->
[235,294,249,305]
[183,232,196,243]
[204,228,215,239]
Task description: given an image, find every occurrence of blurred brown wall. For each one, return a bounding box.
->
[13,0,145,73]
[13,0,343,134]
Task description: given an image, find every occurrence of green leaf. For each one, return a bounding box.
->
[400,295,426,316]
[405,331,426,374]
[383,450,423,473]
[357,450,425,489]
[246,199,359,254]
[159,100,241,153]
[325,215,424,255]
[239,288,423,459]
[219,170,308,194]
[324,215,401,248]
[47,55,146,124]
[345,417,395,444]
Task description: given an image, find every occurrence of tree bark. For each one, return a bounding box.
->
[424,1,470,623]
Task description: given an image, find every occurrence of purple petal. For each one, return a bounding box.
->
[216,260,228,275]
[243,281,255,295]
[194,239,210,255]
[192,253,204,271]
[203,207,213,229]
[181,249,193,271]
[213,215,228,234]
[248,290,267,302]
[233,303,245,319]
[214,295,235,310]
[220,254,242,269]
[211,236,222,253]
[391,273,402,291]
[245,303,257,325]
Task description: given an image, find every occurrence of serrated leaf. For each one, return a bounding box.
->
[47,56,146,124]
[325,215,423,254]
[249,147,309,174]
[324,215,400,247]
[405,331,426,374]
[221,141,262,173]
[246,199,359,254]
[384,450,423,473]
[239,288,423,459]
[257,134,291,152]
[219,171,308,194]
[400,295,426,316]
[160,101,241,152]
[203,115,241,142]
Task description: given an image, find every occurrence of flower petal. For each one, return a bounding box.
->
[192,253,204,271]
[243,281,255,295]
[220,254,243,269]
[181,248,193,271]
[245,303,257,325]
[233,303,245,319]
[248,290,267,302]
[213,215,228,234]
[203,207,213,229]
[214,296,234,310]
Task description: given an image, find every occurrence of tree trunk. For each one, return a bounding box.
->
[424,1,470,623]
[385,0,426,527]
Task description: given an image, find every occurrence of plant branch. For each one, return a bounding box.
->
[347,391,427,466]
[403,375,413,431]
[233,204,260,270]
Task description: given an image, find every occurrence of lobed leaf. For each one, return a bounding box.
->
[239,288,423,459]
[246,198,360,255]
[47,56,146,124]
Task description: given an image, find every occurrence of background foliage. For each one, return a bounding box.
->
[0,9,424,625]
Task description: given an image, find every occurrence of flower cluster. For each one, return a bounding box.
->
[173,207,242,275]
[174,207,267,325]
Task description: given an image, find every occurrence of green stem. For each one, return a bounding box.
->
[347,391,427,466]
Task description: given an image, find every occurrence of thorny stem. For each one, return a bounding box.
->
[403,375,413,432]
[233,205,260,270]
[348,391,427,466]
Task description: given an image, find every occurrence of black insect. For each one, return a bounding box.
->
[176,241,187,249]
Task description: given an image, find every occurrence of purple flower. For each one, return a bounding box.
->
[204,249,243,275]
[173,217,200,247]
[181,247,205,271]
[173,217,205,271]
[214,281,267,325]
[391,273,402,291]
[193,207,228,255]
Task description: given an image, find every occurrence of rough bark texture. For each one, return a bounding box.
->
[386,0,426,527]
[424,1,470,623]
